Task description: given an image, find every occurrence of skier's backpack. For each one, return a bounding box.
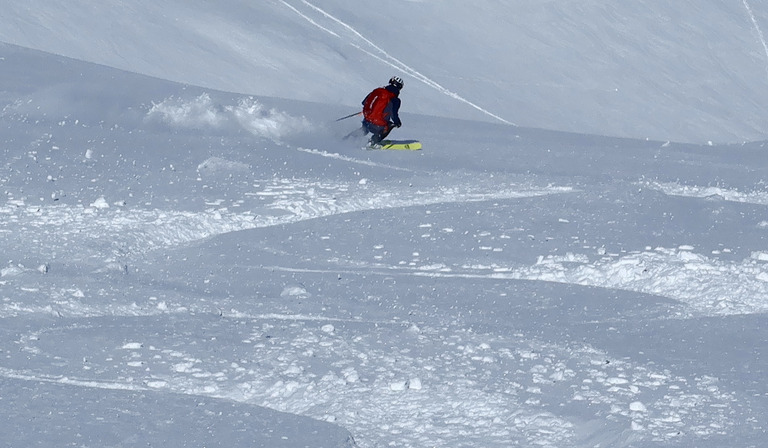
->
[362,87,395,127]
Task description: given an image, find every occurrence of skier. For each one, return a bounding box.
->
[359,76,404,146]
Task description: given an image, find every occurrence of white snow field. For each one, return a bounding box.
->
[2,1,768,447]
[2,0,768,144]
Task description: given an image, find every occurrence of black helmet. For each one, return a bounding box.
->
[389,76,404,89]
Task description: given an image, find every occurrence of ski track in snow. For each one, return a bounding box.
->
[0,179,570,320]
[296,147,416,172]
[270,240,768,318]
[2,168,756,445]
[743,0,768,78]
[2,312,736,448]
[398,247,768,317]
[0,178,570,264]
[1,176,760,445]
[645,179,768,206]
[5,179,768,319]
[280,0,516,126]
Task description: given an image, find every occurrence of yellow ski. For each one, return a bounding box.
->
[373,140,422,151]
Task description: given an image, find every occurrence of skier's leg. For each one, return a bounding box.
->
[380,124,393,141]
[371,123,394,145]
[370,129,385,144]
[365,123,387,145]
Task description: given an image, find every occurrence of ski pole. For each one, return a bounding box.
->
[335,111,362,122]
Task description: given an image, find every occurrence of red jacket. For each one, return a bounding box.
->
[362,87,400,127]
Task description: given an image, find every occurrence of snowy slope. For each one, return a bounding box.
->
[3,3,768,448]
[2,0,768,143]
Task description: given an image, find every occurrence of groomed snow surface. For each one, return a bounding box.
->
[3,2,768,447]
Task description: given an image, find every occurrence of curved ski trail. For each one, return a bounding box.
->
[280,0,515,126]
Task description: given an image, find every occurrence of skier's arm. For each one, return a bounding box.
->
[390,98,402,127]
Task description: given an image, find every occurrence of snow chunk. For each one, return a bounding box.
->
[389,380,409,391]
[281,285,309,297]
[284,365,303,376]
[342,367,359,384]
[90,197,109,209]
[408,377,423,390]
[71,289,85,298]
[173,362,197,373]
